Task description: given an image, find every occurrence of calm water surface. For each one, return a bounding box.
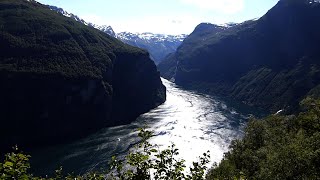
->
[31,78,255,175]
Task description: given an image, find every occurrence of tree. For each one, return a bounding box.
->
[0,128,211,180]
[206,97,320,179]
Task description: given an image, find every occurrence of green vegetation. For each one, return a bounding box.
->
[206,97,320,179]
[0,0,146,79]
[159,0,320,113]
[2,98,320,179]
[0,129,210,180]
[0,0,166,149]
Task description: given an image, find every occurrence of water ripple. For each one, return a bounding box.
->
[30,78,254,175]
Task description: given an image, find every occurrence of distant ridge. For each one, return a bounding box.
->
[48,5,187,64]
[159,0,320,113]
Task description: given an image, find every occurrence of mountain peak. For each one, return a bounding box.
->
[272,0,320,11]
[279,0,319,4]
[48,5,88,25]
[159,0,320,112]
[47,5,187,64]
[194,23,223,31]
[261,0,320,27]
[89,24,116,37]
[186,23,228,41]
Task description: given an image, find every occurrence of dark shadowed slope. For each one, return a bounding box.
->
[159,0,320,113]
[47,5,187,65]
[158,23,228,80]
[0,0,165,150]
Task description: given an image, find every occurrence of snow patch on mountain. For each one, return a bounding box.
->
[48,5,187,64]
[89,24,116,37]
[117,32,187,43]
[48,5,88,25]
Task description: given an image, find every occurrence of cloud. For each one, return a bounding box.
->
[180,0,244,14]
[80,13,229,35]
[171,20,182,24]
[108,15,203,35]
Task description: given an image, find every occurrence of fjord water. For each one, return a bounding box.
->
[30,78,255,175]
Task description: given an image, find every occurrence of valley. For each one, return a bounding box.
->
[1,0,320,179]
[29,78,258,175]
[49,5,187,65]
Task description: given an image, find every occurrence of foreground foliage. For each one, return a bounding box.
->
[207,97,320,179]
[0,129,210,180]
[2,97,320,179]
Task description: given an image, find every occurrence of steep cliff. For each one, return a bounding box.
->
[0,0,166,149]
[160,0,320,112]
[158,23,229,80]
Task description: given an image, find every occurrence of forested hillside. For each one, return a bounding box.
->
[207,97,320,179]
[0,0,166,150]
[159,0,320,113]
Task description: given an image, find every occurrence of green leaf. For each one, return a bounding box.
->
[150,149,158,153]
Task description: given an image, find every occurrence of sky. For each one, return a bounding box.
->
[36,0,279,35]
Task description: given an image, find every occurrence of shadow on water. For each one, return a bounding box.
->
[29,78,262,176]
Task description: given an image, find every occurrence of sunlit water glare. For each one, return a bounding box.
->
[30,78,253,175]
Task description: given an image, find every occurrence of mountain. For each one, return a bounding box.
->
[158,23,230,79]
[48,5,186,64]
[48,5,117,37]
[0,0,166,149]
[48,5,88,25]
[93,24,116,37]
[117,32,187,64]
[159,0,320,113]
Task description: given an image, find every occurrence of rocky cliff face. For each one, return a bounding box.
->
[0,0,166,150]
[159,0,320,112]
